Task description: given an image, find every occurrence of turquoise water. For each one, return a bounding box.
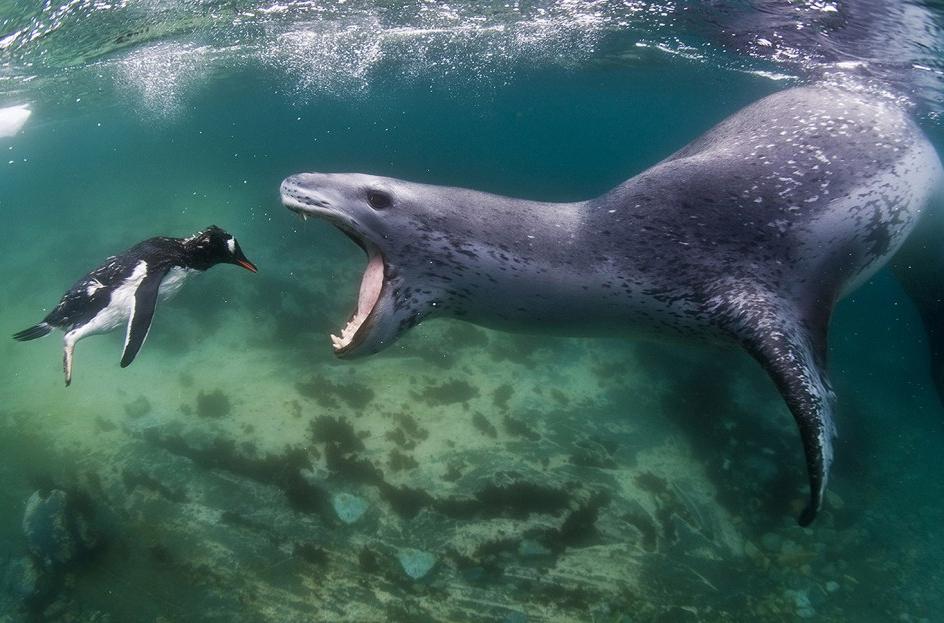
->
[1,1,944,621]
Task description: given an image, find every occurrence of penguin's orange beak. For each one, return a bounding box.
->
[231,241,257,272]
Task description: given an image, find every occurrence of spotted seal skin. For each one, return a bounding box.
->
[281,85,943,526]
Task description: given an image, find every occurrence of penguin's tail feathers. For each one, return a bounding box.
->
[13,322,52,341]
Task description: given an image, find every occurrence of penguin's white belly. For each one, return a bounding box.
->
[158,266,195,301]
[65,265,194,344]
[67,261,148,341]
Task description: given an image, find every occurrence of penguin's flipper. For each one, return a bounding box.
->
[120,267,168,368]
[719,287,837,526]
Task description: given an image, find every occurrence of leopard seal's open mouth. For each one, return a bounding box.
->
[280,174,388,356]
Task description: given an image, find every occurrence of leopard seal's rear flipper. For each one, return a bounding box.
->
[715,286,836,526]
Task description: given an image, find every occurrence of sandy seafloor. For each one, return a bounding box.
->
[0,57,943,622]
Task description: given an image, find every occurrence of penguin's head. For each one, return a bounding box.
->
[186,225,257,272]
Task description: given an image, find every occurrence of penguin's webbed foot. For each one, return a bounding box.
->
[63,341,75,388]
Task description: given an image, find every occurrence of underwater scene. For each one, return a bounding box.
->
[2,1,944,621]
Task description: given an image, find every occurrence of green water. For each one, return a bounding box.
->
[2,2,944,621]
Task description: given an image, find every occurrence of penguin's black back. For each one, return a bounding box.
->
[44,237,188,331]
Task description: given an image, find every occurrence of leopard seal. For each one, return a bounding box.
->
[280,85,943,526]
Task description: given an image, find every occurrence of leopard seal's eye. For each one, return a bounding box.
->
[367,190,392,210]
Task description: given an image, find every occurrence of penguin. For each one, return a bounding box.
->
[12,225,257,386]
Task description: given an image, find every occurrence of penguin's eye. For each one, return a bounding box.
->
[366,190,392,210]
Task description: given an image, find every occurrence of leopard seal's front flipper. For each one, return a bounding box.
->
[281,85,943,525]
[892,204,944,405]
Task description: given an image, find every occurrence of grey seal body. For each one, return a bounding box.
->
[281,85,943,525]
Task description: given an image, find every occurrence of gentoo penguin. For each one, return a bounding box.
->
[12,225,257,386]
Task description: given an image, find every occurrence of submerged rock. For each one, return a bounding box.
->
[517,539,552,558]
[1,554,49,606]
[331,492,368,524]
[785,589,815,619]
[7,556,41,599]
[124,395,152,419]
[397,549,437,580]
[22,489,99,570]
